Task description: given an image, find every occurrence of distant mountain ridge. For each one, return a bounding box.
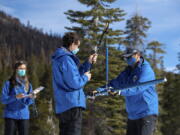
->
[0,11,21,25]
[0,11,62,68]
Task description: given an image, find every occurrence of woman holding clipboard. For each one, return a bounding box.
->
[1,61,35,135]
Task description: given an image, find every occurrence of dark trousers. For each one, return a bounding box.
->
[126,115,157,135]
[4,118,29,135]
[58,107,83,135]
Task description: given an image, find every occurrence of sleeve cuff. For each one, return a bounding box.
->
[86,60,92,70]
[83,74,89,83]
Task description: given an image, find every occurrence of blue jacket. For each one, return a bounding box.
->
[98,59,158,120]
[51,47,91,114]
[1,80,34,119]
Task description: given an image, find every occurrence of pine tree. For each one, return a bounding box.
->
[64,1,128,134]
[161,72,180,135]
[65,0,125,51]
[124,14,151,50]
[147,41,166,70]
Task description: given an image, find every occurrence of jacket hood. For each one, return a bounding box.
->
[137,57,149,68]
[52,47,73,60]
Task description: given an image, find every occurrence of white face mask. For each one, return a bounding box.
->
[17,69,26,76]
[71,48,80,55]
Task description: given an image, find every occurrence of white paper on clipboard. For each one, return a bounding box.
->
[33,86,45,94]
[24,86,45,97]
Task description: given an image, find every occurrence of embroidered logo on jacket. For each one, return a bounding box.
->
[133,75,138,82]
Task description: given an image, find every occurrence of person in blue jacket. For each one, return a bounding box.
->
[51,32,97,135]
[94,48,158,135]
[1,61,35,135]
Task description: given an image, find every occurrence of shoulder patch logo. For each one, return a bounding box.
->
[133,75,138,82]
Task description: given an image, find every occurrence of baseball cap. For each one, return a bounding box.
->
[122,48,141,58]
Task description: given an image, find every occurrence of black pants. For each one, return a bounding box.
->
[126,115,157,135]
[58,107,83,135]
[4,118,29,135]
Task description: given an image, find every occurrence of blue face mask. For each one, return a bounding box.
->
[71,48,79,55]
[17,69,26,77]
[126,57,137,66]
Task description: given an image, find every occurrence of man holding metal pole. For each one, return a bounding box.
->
[51,32,97,135]
[94,47,158,135]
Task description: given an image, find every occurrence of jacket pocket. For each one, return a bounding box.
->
[143,89,154,105]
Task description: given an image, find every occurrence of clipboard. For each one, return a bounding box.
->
[24,86,45,97]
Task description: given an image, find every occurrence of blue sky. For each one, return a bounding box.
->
[0,0,179,72]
